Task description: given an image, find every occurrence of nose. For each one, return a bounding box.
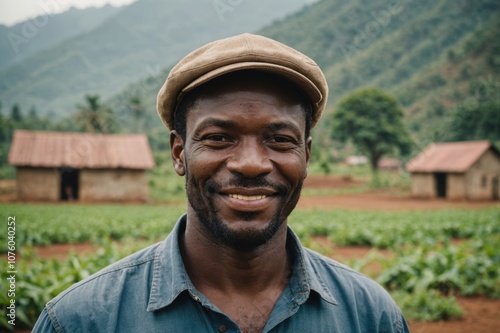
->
[226,138,273,178]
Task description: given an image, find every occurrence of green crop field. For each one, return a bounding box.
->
[1,203,499,330]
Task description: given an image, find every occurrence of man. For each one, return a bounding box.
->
[33,33,409,332]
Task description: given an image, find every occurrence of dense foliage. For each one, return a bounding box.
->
[448,98,500,143]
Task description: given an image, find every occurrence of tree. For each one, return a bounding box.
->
[11,104,22,122]
[74,95,117,133]
[448,99,500,144]
[126,93,146,132]
[0,101,5,143]
[28,106,39,121]
[331,87,412,173]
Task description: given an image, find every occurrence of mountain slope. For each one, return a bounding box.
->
[259,0,498,100]
[0,0,318,116]
[109,0,499,145]
[0,5,121,69]
[259,0,499,142]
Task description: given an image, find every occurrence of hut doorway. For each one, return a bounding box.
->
[60,168,79,200]
[435,172,447,198]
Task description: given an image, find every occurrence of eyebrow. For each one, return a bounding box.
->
[195,118,238,132]
[267,121,300,131]
[194,117,303,136]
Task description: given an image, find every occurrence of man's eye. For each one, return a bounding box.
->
[271,136,293,143]
[205,134,229,142]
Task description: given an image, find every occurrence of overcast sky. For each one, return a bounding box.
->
[0,0,136,26]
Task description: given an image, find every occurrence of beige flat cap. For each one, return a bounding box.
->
[157,33,328,130]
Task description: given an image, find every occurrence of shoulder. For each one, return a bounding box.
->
[303,247,401,310]
[303,248,409,332]
[44,242,161,331]
[50,242,161,304]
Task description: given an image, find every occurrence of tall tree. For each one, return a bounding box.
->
[74,95,117,133]
[0,101,5,143]
[331,87,412,173]
[11,104,22,122]
[126,93,146,132]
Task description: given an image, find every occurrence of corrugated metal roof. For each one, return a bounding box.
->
[8,130,155,169]
[406,140,493,173]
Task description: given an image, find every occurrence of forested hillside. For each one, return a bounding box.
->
[111,0,499,146]
[258,0,500,143]
[0,5,120,68]
[0,0,318,115]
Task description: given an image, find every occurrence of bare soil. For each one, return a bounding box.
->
[300,175,499,210]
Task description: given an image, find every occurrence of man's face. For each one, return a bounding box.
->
[171,76,311,251]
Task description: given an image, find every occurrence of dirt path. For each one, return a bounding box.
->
[299,175,499,210]
[297,192,499,210]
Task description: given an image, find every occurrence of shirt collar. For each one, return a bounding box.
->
[147,215,192,312]
[286,226,338,305]
[147,214,337,312]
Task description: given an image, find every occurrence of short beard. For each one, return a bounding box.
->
[186,174,303,251]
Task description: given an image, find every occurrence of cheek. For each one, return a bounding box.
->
[272,155,308,186]
[186,149,225,182]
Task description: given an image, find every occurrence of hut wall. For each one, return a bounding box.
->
[466,150,500,200]
[447,173,466,200]
[411,173,435,198]
[80,169,148,201]
[16,167,59,201]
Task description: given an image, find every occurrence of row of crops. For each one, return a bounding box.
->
[291,208,500,321]
[1,203,499,330]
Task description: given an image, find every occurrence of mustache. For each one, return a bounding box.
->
[205,175,288,195]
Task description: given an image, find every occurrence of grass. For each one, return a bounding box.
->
[0,203,186,248]
[147,151,186,202]
[2,203,498,249]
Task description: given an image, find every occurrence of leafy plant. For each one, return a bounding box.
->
[390,290,463,322]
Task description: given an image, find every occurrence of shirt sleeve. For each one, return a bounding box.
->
[32,308,58,333]
[398,311,411,333]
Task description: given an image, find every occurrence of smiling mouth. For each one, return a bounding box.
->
[228,194,267,201]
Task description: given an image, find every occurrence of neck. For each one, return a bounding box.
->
[180,214,291,295]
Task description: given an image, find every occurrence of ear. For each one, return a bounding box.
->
[170,130,185,176]
[305,136,312,178]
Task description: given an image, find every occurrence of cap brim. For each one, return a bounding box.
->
[179,62,322,106]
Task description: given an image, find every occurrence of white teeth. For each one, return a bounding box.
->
[228,194,267,201]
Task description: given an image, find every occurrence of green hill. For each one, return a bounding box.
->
[0,5,120,69]
[258,0,500,142]
[0,0,318,116]
[110,0,499,146]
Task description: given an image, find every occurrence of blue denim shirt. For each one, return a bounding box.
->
[33,215,409,332]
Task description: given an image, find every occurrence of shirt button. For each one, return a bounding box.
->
[219,324,227,332]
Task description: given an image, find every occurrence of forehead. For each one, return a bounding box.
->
[188,90,306,132]
[184,71,308,129]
